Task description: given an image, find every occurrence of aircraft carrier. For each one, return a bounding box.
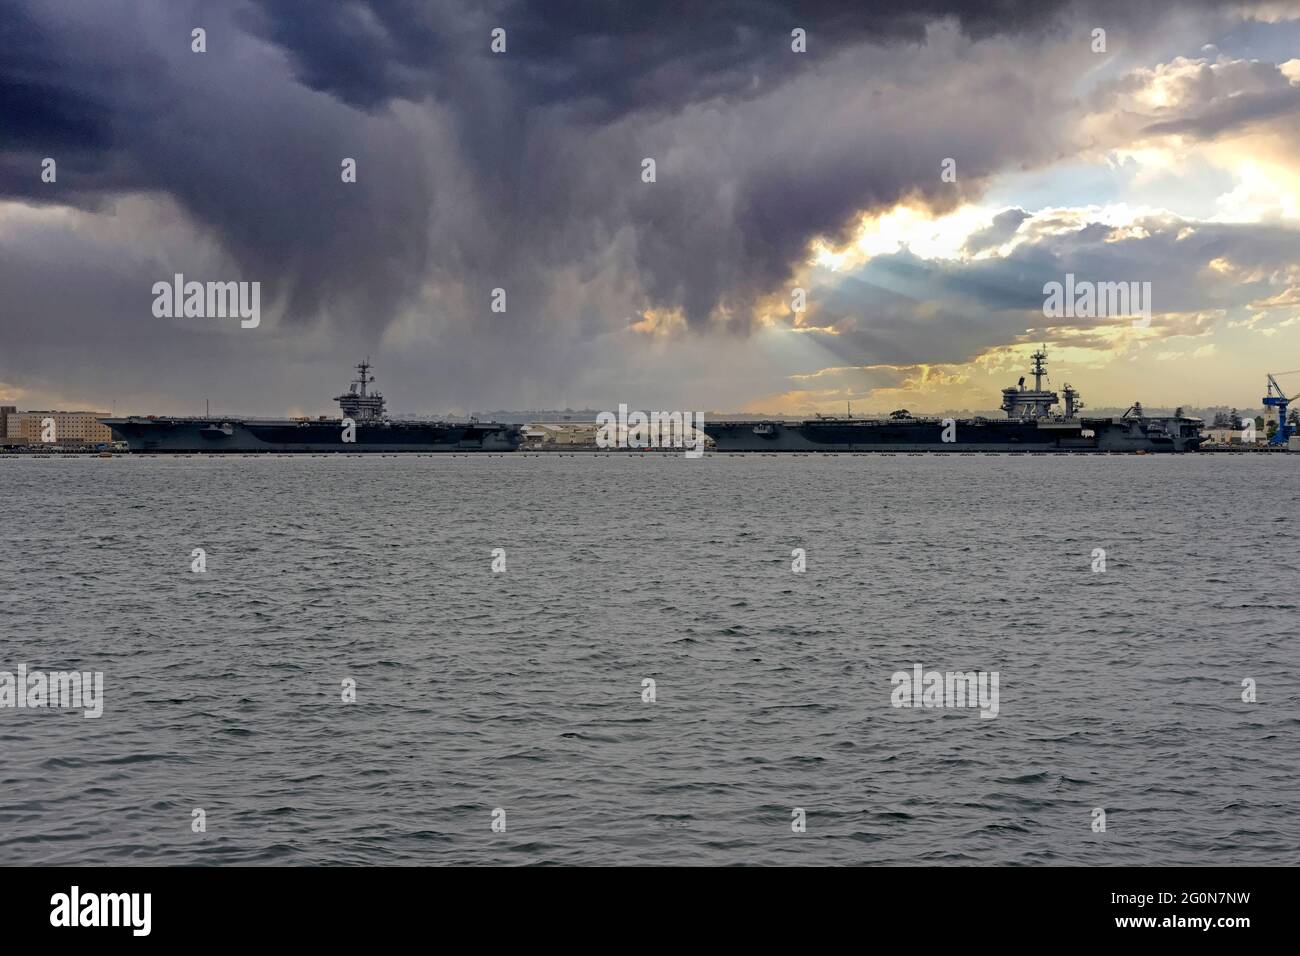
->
[705,351,1205,453]
[100,361,523,453]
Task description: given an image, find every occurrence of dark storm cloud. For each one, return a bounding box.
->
[0,0,1240,411]
[0,4,113,154]
[250,0,1080,114]
[233,0,1099,338]
[233,0,1211,329]
[0,0,1197,326]
[0,0,433,327]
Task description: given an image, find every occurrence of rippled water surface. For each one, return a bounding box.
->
[2,454,1297,865]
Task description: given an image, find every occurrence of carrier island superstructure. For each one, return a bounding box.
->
[705,350,1206,452]
[101,361,522,453]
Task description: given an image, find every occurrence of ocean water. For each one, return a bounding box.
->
[1,453,1297,866]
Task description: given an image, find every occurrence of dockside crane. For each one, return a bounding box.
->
[1263,370,1300,446]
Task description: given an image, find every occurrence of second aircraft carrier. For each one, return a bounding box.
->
[705,351,1205,453]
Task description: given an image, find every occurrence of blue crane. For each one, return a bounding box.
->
[1263,370,1300,446]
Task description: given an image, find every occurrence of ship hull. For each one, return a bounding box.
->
[705,417,1204,453]
[101,418,523,453]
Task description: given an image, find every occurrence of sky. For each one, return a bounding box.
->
[2,0,1299,417]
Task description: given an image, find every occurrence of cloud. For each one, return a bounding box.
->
[962,208,1030,255]
[1079,49,1300,159]
[782,206,1300,378]
[0,0,1290,413]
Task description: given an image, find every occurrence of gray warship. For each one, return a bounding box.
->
[705,350,1205,452]
[101,361,523,453]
